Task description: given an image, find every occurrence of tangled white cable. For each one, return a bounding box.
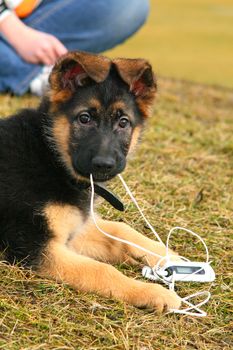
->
[90,174,215,317]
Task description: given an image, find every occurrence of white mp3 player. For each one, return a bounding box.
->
[142,261,215,283]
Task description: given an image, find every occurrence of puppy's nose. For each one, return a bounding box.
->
[92,156,116,171]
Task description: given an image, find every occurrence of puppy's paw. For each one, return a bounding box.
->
[128,282,181,313]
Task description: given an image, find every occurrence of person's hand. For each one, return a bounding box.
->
[0,13,67,65]
[14,26,67,65]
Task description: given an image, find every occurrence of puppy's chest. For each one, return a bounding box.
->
[44,203,87,244]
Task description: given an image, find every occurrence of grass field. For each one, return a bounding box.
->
[0,78,232,349]
[106,0,233,89]
[0,1,233,348]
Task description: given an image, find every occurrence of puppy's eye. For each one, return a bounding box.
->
[78,112,91,124]
[118,117,130,128]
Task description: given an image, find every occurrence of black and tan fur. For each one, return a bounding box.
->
[0,51,181,312]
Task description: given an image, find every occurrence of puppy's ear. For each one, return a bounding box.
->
[113,58,157,117]
[49,51,111,104]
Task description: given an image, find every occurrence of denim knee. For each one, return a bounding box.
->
[67,0,150,53]
[94,0,150,52]
[108,0,150,48]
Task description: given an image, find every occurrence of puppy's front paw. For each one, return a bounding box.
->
[128,282,181,313]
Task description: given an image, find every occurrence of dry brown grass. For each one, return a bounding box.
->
[0,78,233,349]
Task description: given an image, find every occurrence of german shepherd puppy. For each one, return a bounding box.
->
[0,51,180,312]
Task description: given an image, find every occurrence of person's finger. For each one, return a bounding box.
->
[50,36,67,58]
[36,48,54,65]
[42,40,59,64]
[25,55,39,64]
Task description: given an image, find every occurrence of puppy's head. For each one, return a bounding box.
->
[47,51,156,182]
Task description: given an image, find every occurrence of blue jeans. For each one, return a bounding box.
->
[0,0,149,95]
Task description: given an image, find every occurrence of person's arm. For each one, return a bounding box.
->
[0,11,67,65]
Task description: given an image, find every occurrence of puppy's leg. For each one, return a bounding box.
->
[70,219,138,265]
[71,219,178,266]
[39,241,181,312]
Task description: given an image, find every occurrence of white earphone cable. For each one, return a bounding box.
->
[90,174,163,259]
[118,174,164,245]
[89,174,212,317]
